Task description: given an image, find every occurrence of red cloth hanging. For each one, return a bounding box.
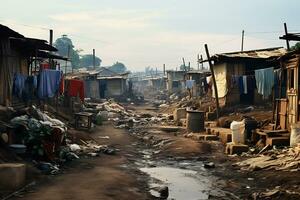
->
[59,75,64,94]
[68,79,85,101]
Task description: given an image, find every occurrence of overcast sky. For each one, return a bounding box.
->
[1,0,300,71]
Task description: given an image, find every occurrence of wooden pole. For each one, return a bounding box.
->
[49,29,53,69]
[93,49,96,70]
[284,23,290,51]
[205,44,220,119]
[241,30,245,52]
[182,57,186,71]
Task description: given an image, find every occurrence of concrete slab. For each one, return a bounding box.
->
[0,163,26,190]
[225,143,249,155]
[266,136,290,147]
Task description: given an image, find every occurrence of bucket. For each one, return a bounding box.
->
[230,121,246,144]
[290,123,300,147]
[186,110,205,133]
[9,144,27,154]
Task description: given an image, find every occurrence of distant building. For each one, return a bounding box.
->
[166,70,186,94]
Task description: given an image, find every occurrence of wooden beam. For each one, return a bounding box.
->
[284,23,290,50]
[205,44,220,119]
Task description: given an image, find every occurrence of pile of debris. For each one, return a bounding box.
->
[234,144,300,172]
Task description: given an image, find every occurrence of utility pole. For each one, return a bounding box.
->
[284,23,290,51]
[49,29,53,68]
[182,57,186,71]
[241,30,245,52]
[49,29,53,46]
[163,64,166,75]
[93,49,96,70]
[205,44,220,119]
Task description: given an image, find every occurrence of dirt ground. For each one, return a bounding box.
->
[5,102,300,200]
[11,123,152,200]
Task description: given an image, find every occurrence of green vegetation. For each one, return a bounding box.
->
[108,62,127,73]
[80,54,102,68]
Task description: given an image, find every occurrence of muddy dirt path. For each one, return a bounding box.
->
[14,123,152,200]
[11,103,233,200]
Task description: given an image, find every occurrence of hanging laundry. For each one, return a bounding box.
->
[238,76,244,94]
[13,73,27,98]
[247,76,256,93]
[68,79,85,101]
[25,76,38,101]
[255,67,274,99]
[59,74,65,94]
[186,80,195,89]
[243,76,248,94]
[38,69,62,99]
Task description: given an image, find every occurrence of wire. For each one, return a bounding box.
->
[0,19,50,31]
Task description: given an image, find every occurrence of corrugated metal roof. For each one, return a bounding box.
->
[213,47,287,60]
[97,76,126,80]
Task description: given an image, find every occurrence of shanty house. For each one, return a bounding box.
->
[185,70,211,97]
[0,24,65,106]
[98,76,127,98]
[210,47,286,107]
[275,50,300,129]
[166,70,186,94]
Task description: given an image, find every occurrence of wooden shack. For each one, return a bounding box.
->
[185,70,211,97]
[275,50,300,129]
[166,70,186,94]
[210,47,286,107]
[0,24,66,107]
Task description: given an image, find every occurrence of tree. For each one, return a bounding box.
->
[291,42,300,51]
[54,35,80,68]
[108,62,127,73]
[80,54,102,68]
[180,64,187,71]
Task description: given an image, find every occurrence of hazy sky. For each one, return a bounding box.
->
[1,0,300,71]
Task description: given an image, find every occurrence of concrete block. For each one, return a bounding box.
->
[193,134,205,141]
[205,121,217,128]
[204,135,219,141]
[219,132,232,144]
[225,143,249,155]
[173,108,187,122]
[179,119,187,127]
[266,137,290,147]
[0,163,26,190]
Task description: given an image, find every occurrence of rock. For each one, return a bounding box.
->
[203,162,215,169]
[70,144,81,152]
[158,186,169,199]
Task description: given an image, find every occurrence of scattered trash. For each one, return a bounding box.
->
[203,162,215,169]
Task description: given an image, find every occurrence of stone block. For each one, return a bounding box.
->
[266,137,290,147]
[0,163,26,190]
[225,143,249,155]
[173,108,187,122]
[204,135,219,141]
[219,132,232,144]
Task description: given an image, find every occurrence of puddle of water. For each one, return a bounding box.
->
[140,166,211,200]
